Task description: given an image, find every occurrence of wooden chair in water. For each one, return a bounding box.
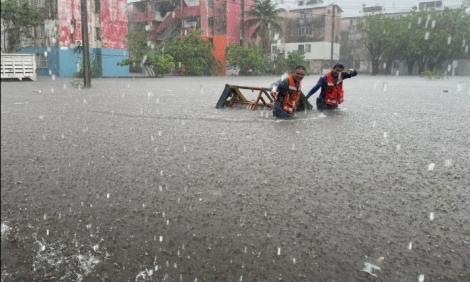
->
[215,84,276,110]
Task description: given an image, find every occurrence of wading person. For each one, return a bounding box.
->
[306,63,358,110]
[272,65,312,119]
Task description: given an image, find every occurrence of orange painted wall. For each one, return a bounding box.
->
[212,35,227,75]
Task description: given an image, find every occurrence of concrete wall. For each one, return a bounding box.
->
[20,46,129,77]
[272,42,340,60]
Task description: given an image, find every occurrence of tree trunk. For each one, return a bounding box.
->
[407,60,414,75]
[371,58,380,75]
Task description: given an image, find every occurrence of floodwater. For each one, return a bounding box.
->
[1,75,470,281]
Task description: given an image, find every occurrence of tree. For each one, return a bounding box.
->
[1,0,43,51]
[360,15,389,75]
[164,31,219,75]
[245,0,284,52]
[126,23,151,71]
[149,53,175,76]
[226,44,268,75]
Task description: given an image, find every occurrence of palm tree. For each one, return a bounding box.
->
[245,0,285,52]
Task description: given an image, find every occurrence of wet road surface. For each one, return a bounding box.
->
[1,75,470,281]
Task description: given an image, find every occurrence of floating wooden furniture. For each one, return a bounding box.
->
[215,84,276,110]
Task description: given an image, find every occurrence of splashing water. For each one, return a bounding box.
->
[444,159,452,167]
[418,274,425,282]
[277,247,281,256]
[408,242,413,250]
[429,212,435,221]
[428,163,435,171]
[361,262,381,277]
[424,32,430,40]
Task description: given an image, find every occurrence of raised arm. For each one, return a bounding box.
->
[342,69,358,80]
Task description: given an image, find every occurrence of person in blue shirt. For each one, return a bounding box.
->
[306,63,358,110]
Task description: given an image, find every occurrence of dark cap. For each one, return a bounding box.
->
[332,63,345,70]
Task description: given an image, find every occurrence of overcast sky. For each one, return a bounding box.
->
[280,0,464,16]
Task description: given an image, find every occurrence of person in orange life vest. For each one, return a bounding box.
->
[272,65,312,119]
[306,63,358,110]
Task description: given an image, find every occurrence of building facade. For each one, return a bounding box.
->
[271,1,342,73]
[15,0,129,77]
[127,0,255,75]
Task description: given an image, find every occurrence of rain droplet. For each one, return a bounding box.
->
[431,20,436,28]
[417,17,422,25]
[291,144,295,151]
[63,84,67,89]
[83,99,88,105]
[383,132,388,139]
[158,131,162,137]
[372,121,376,127]
[429,212,435,221]
[277,247,281,256]
[292,257,296,264]
[418,274,425,282]
[39,115,45,120]
[159,236,163,242]
[408,242,413,250]
[424,31,430,40]
[147,91,153,98]
[447,36,452,45]
[444,159,452,167]
[396,144,401,151]
[395,70,399,76]
[42,134,46,140]
[51,74,56,80]
[93,244,99,251]
[156,98,160,104]
[159,185,163,192]
[61,133,65,139]
[383,82,388,92]
[127,83,130,88]
[428,163,435,171]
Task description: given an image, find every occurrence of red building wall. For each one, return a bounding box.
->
[100,0,128,49]
[57,0,127,49]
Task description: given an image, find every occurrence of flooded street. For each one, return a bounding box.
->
[1,75,470,281]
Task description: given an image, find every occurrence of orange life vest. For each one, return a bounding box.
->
[325,71,344,106]
[282,74,302,113]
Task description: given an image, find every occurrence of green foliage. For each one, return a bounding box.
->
[285,51,307,71]
[127,23,151,65]
[245,0,285,51]
[362,8,470,74]
[164,31,219,75]
[226,44,268,75]
[270,51,306,74]
[1,0,44,51]
[149,53,175,76]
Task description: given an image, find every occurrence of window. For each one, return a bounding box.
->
[305,44,311,52]
[298,44,304,52]
[95,27,101,41]
[95,0,101,13]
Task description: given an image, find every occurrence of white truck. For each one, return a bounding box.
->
[1,53,37,81]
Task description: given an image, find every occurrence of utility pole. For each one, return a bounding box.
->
[240,0,245,46]
[330,4,336,66]
[80,0,91,88]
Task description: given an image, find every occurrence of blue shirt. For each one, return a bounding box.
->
[306,70,357,100]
